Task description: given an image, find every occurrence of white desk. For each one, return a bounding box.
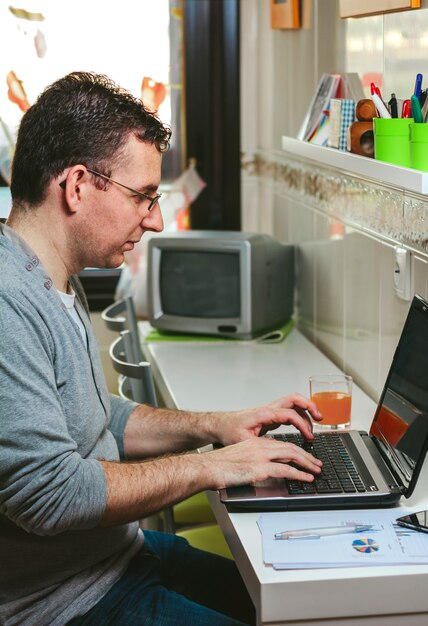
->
[140,326,428,626]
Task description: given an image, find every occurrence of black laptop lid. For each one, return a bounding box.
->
[370,294,428,497]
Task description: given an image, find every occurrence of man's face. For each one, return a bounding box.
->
[75,136,164,269]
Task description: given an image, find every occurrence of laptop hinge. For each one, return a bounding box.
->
[368,432,408,493]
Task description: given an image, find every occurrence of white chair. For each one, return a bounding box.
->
[103,297,218,539]
[109,329,174,531]
[102,296,144,365]
[108,330,230,557]
[110,330,157,407]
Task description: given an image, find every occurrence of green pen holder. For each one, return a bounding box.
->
[373,117,413,168]
[410,123,428,172]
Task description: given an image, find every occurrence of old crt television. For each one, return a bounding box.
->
[147,231,295,339]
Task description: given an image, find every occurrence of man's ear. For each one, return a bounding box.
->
[61,166,88,214]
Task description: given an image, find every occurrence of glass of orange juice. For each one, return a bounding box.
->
[309,374,352,429]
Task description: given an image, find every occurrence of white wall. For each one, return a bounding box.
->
[241,0,428,401]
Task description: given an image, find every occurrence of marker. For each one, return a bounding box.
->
[370,82,382,97]
[419,89,427,108]
[411,94,423,123]
[274,524,374,540]
[371,93,391,119]
[402,99,412,118]
[414,73,423,99]
[388,93,398,118]
[370,82,387,106]
[422,94,428,122]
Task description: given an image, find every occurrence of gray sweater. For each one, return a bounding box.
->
[0,224,144,625]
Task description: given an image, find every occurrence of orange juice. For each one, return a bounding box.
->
[311,391,352,426]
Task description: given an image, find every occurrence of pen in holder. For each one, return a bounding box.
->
[373,117,413,167]
[349,99,376,158]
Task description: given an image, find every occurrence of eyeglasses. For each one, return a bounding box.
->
[59,168,161,212]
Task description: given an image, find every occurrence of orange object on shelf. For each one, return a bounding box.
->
[141,77,166,112]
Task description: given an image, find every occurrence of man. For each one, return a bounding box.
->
[0,72,322,626]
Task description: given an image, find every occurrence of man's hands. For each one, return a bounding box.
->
[216,393,323,446]
[100,434,322,527]
[198,393,323,490]
[200,436,323,490]
[102,393,323,526]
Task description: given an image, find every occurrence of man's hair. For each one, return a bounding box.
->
[10,71,171,207]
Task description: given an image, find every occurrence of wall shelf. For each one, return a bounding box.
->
[281,136,428,195]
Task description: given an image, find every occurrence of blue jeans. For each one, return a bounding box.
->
[68,530,255,625]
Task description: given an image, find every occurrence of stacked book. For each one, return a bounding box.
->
[297,73,365,148]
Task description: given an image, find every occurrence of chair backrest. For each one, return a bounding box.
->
[102,299,127,332]
[102,296,144,364]
[109,331,175,531]
[109,330,157,406]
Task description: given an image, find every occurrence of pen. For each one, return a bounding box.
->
[371,93,391,119]
[402,99,412,118]
[414,73,423,99]
[274,524,373,540]
[411,95,423,123]
[422,94,428,122]
[388,93,398,118]
[370,82,385,103]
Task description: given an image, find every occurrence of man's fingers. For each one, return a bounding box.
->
[210,437,323,489]
[294,408,315,437]
[266,439,322,472]
[281,393,323,421]
[272,464,317,483]
[272,411,317,439]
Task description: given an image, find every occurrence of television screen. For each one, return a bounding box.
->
[160,250,240,318]
[148,231,295,339]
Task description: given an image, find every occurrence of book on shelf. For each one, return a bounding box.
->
[328,98,356,151]
[341,72,366,102]
[297,73,364,146]
[309,115,331,147]
[297,73,342,143]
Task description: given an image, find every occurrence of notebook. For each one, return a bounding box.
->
[219,294,428,510]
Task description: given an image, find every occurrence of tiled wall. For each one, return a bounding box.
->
[240,0,428,402]
[266,162,428,401]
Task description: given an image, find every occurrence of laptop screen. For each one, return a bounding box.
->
[370,294,428,492]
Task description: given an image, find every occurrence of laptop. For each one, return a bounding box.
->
[219,294,428,510]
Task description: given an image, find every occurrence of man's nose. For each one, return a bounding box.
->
[142,201,164,233]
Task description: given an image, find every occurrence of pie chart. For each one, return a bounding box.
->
[352,538,379,553]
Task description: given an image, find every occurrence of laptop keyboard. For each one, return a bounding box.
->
[273,432,377,495]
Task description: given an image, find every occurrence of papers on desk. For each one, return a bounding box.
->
[258,509,428,569]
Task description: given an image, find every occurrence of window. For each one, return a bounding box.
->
[0,0,183,217]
